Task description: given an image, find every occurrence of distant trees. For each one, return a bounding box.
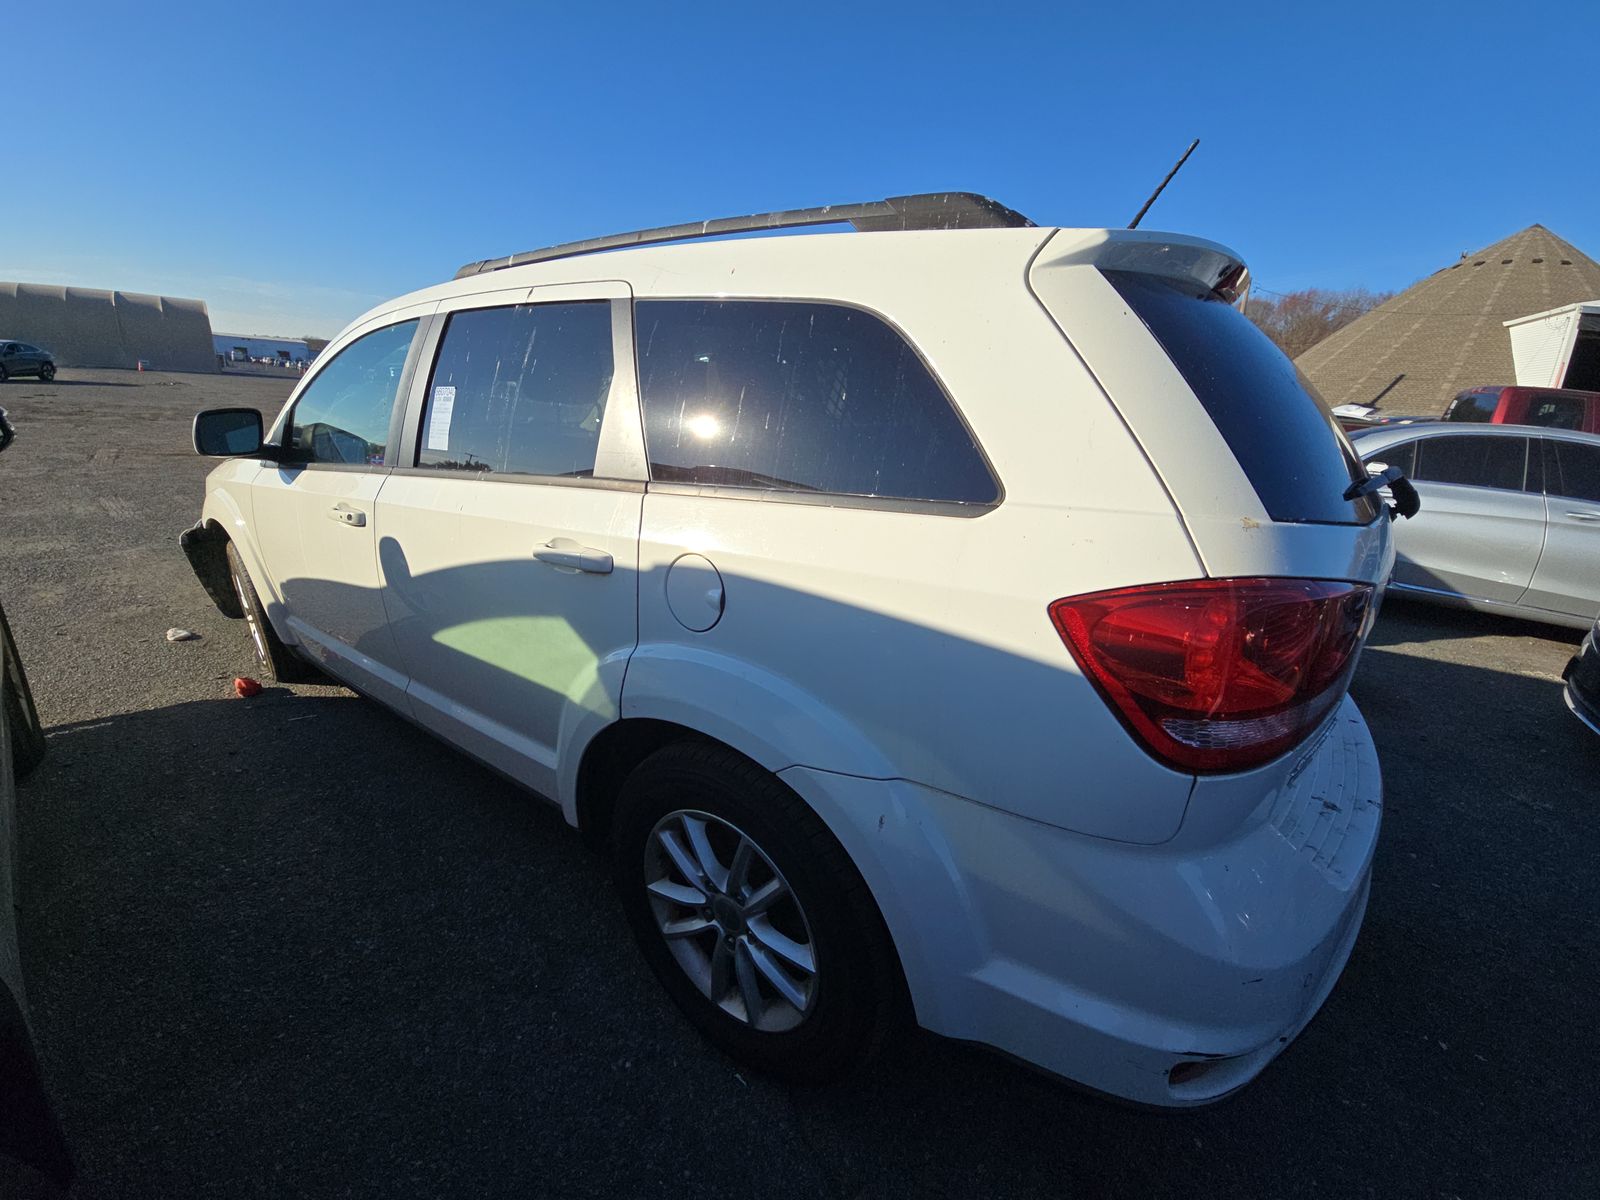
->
[1244,288,1392,359]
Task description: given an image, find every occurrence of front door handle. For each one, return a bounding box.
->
[1564,511,1600,522]
[534,540,613,574]
[327,504,367,527]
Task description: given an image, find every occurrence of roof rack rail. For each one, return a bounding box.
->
[454,192,1035,279]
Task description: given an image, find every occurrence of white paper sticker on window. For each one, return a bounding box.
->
[426,386,456,451]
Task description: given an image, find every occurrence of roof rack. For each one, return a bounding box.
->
[454,192,1035,279]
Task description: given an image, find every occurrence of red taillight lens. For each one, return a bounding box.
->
[1049,578,1374,774]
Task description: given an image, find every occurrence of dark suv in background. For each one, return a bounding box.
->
[0,343,56,384]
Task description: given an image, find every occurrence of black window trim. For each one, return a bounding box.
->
[632,293,1005,515]
[269,314,428,472]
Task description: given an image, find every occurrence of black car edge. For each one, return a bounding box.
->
[0,407,74,1191]
[1561,614,1600,737]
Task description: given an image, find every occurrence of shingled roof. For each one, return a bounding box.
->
[1296,225,1600,415]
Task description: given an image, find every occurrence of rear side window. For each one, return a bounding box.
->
[1104,271,1376,525]
[286,319,417,465]
[1444,391,1498,422]
[1415,436,1527,491]
[634,300,998,505]
[1543,439,1600,502]
[418,302,613,477]
[1525,394,1585,430]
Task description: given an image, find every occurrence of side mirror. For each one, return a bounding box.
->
[0,407,13,455]
[193,407,268,457]
[1345,461,1421,521]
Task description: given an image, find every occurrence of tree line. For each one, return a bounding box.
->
[1243,288,1392,359]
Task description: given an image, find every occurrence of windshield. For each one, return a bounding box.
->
[1444,391,1497,422]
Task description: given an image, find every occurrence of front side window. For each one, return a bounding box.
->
[285,320,417,465]
[635,300,997,504]
[1414,435,1527,491]
[1543,439,1600,502]
[418,302,613,477]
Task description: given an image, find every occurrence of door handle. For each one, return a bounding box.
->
[534,541,613,574]
[1564,511,1600,522]
[327,504,367,527]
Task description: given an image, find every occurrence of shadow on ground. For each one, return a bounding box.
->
[12,609,1600,1198]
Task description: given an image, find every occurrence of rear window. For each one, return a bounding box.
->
[635,300,998,505]
[1444,391,1498,422]
[1525,393,1585,430]
[1104,271,1376,525]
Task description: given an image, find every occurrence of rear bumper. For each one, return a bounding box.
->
[782,695,1381,1107]
[1563,629,1600,736]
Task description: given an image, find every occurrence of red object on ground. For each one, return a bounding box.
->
[233,677,262,698]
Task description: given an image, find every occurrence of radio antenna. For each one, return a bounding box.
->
[1128,138,1200,229]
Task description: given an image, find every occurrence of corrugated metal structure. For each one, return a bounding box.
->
[0,282,218,372]
[1297,225,1600,415]
[214,333,316,363]
[1505,301,1600,390]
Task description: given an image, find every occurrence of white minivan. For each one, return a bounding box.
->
[184,194,1403,1106]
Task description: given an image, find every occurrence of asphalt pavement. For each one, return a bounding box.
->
[0,369,1596,1199]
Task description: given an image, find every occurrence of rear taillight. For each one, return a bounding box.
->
[1048,578,1374,774]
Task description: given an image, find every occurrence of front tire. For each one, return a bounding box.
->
[37,363,54,382]
[612,743,902,1083]
[224,542,316,684]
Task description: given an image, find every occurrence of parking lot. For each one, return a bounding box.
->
[1,369,1597,1199]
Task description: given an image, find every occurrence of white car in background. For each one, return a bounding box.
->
[1352,422,1600,629]
[182,193,1402,1106]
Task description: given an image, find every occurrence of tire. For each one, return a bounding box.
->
[0,365,8,383]
[37,363,54,382]
[0,605,46,781]
[612,743,903,1083]
[224,541,316,684]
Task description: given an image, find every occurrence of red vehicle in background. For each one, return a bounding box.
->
[1443,385,1600,433]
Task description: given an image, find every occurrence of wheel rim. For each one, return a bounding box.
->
[644,809,818,1032]
[230,562,270,666]
[40,364,53,380]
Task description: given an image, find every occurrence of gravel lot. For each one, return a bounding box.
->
[1,369,1597,1199]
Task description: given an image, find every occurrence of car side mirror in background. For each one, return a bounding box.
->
[193,407,268,457]
[1346,460,1421,522]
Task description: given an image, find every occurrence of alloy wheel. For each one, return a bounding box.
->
[230,563,270,666]
[643,809,818,1032]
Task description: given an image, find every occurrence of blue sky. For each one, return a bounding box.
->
[3,1,1592,337]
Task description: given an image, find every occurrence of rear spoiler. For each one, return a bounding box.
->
[1032,229,1251,308]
